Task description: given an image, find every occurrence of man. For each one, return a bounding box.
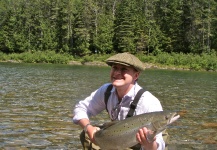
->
[73,52,165,150]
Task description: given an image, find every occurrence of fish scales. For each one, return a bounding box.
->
[94,111,180,150]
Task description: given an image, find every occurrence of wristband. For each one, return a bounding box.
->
[84,123,91,133]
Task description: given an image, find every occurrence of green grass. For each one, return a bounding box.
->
[0,51,216,71]
[137,52,217,71]
[0,51,73,64]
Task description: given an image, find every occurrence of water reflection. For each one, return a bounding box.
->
[0,63,216,149]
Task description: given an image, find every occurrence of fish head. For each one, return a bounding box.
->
[150,111,180,131]
[166,111,180,124]
[145,111,180,142]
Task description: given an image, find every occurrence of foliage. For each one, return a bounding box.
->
[136,51,217,71]
[0,0,217,55]
[1,51,216,71]
[0,51,72,64]
[0,0,216,71]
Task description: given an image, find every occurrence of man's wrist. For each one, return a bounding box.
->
[84,123,91,133]
[141,140,158,150]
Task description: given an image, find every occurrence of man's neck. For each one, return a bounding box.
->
[115,84,134,101]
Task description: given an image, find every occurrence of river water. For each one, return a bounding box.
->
[0,62,216,150]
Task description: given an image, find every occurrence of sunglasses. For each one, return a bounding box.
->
[111,102,121,121]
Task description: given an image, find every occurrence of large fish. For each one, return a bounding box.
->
[94,111,180,149]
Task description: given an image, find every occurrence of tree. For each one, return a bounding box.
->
[155,0,185,53]
[0,0,216,55]
[90,0,115,54]
[113,0,137,53]
[72,1,91,56]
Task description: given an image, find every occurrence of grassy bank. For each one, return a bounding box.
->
[137,52,217,71]
[0,51,216,71]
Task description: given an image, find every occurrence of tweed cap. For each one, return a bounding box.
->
[106,52,145,71]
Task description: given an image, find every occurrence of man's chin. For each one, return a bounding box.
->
[112,81,124,87]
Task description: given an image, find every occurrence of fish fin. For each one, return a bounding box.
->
[101,121,119,129]
[146,130,157,142]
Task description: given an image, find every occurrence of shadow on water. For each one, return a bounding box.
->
[0,63,216,149]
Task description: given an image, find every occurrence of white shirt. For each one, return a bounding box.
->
[73,83,165,150]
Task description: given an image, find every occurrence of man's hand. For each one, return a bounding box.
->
[86,125,100,144]
[136,127,158,150]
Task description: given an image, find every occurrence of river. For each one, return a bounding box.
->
[0,62,216,150]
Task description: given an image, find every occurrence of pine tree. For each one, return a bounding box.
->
[72,0,91,56]
[113,0,137,53]
[90,0,115,54]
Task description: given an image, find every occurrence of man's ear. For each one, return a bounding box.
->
[134,72,140,81]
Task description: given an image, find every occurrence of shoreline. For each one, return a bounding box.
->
[81,61,191,71]
[0,59,194,71]
[1,51,216,72]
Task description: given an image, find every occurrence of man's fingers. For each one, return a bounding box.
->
[95,127,100,131]
[136,128,147,144]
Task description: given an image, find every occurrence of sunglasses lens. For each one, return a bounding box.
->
[111,104,121,120]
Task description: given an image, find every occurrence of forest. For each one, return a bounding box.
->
[0,0,217,71]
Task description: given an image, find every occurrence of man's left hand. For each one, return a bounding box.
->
[136,127,158,150]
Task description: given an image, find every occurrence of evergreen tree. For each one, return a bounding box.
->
[113,0,137,53]
[156,0,185,53]
[211,0,217,52]
[0,0,216,55]
[72,0,91,56]
[91,0,115,54]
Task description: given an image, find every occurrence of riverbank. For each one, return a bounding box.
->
[68,61,191,71]
[0,51,216,71]
[0,59,200,72]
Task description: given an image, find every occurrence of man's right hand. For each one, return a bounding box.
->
[86,125,100,144]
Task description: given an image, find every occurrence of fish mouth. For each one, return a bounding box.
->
[169,112,180,124]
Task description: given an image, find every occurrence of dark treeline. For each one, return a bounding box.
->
[0,0,217,56]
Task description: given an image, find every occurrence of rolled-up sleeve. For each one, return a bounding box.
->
[156,132,165,150]
[72,84,109,124]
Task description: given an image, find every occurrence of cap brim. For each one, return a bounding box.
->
[106,60,131,67]
[106,60,142,72]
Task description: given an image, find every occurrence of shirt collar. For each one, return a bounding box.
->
[110,82,141,99]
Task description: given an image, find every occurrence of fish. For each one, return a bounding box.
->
[94,111,180,150]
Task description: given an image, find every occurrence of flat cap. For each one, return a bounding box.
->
[106,52,145,71]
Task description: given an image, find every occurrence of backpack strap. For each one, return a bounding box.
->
[104,84,146,118]
[104,84,113,112]
[126,88,146,118]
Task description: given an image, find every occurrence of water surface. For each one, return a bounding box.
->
[0,63,216,149]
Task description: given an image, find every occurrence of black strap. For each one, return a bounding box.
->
[126,88,146,118]
[104,84,113,112]
[104,84,146,118]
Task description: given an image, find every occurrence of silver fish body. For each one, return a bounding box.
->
[94,111,180,150]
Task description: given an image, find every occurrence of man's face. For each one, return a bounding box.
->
[110,64,139,88]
